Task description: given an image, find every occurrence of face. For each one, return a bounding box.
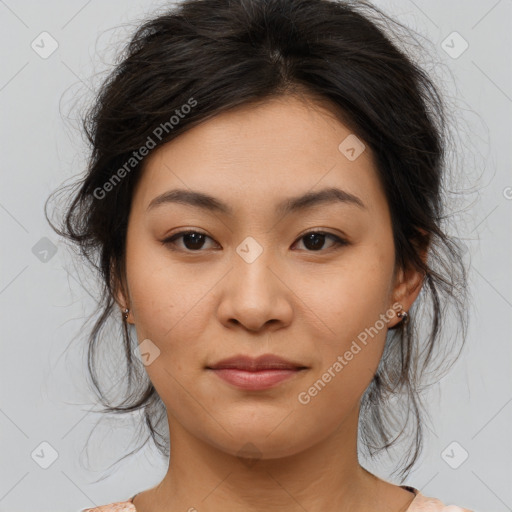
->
[117,94,422,460]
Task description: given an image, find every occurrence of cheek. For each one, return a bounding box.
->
[307,241,394,334]
[298,240,395,389]
[125,245,214,414]
[124,236,211,356]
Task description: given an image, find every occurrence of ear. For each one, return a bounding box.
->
[387,262,425,328]
[388,229,430,328]
[111,260,135,324]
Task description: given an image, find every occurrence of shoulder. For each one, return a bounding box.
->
[80,500,136,512]
[407,489,473,511]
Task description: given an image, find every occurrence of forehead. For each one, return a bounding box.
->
[133,94,386,218]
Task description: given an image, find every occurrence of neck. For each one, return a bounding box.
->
[137,405,412,512]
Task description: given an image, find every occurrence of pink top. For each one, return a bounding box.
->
[80,486,473,511]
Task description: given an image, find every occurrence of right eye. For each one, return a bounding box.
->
[160,230,219,252]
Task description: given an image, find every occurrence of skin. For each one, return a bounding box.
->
[115,94,424,512]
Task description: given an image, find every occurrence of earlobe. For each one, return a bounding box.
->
[118,300,134,324]
[114,291,133,324]
[122,307,131,322]
[116,288,133,324]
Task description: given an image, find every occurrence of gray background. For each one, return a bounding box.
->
[0,1,510,511]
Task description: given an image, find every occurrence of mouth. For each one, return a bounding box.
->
[205,354,308,390]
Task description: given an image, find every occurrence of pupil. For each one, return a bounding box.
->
[304,233,325,251]
[184,233,205,250]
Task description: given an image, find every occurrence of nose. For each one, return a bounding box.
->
[216,248,293,333]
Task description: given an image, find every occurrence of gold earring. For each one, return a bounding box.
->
[123,308,129,320]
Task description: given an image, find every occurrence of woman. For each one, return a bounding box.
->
[47,0,473,510]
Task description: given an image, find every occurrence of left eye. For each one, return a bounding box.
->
[293,231,348,251]
[161,230,348,252]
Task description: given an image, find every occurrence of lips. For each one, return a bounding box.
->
[206,354,308,390]
[206,353,307,371]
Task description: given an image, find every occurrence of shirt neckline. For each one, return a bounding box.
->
[129,486,420,509]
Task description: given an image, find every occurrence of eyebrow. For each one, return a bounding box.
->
[146,186,366,216]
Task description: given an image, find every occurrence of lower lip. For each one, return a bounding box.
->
[208,368,304,390]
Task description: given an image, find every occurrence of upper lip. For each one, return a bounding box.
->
[206,354,307,371]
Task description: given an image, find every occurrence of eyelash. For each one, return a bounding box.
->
[160,229,349,253]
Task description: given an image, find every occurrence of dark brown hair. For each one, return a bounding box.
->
[46,0,468,480]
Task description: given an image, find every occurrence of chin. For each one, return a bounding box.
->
[203,423,316,461]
